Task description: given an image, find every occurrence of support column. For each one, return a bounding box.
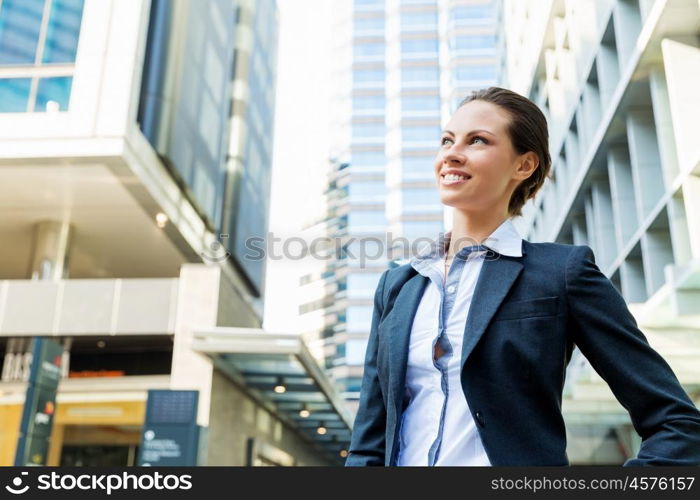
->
[170,264,222,431]
[661,38,700,174]
[28,220,73,281]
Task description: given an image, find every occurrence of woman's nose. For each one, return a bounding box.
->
[443,148,466,165]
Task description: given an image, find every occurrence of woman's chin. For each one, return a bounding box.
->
[438,192,470,207]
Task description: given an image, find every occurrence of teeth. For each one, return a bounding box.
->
[443,174,468,181]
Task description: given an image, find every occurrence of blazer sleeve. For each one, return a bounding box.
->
[566,245,700,466]
[345,269,389,466]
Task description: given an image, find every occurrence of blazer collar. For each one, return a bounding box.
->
[409,218,524,274]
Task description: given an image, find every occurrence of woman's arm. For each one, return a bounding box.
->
[566,245,700,466]
[345,269,389,466]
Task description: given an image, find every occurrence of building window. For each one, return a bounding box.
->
[353,68,385,83]
[346,306,374,333]
[353,94,385,111]
[402,187,441,214]
[453,65,498,83]
[402,220,443,240]
[400,11,437,30]
[345,339,369,365]
[450,4,494,22]
[401,94,440,112]
[348,210,385,232]
[353,16,384,34]
[347,273,382,298]
[402,155,435,180]
[451,34,496,51]
[401,65,439,83]
[400,38,438,55]
[354,41,384,58]
[348,181,386,203]
[0,0,85,112]
[352,122,386,138]
[400,0,436,6]
[402,124,440,142]
[352,150,386,166]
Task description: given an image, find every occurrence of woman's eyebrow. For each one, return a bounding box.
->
[442,129,496,137]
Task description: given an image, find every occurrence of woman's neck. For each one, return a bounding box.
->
[446,208,510,259]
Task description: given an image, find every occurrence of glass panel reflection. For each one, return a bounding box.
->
[35,76,72,111]
[42,0,85,63]
[0,0,45,65]
[0,77,32,112]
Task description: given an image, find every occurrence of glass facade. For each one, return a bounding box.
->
[138,0,278,297]
[0,0,85,112]
[318,0,502,404]
[229,0,279,297]
[138,0,235,231]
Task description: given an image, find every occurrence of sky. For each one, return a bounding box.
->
[262,0,333,333]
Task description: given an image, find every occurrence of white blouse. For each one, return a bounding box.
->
[396,218,523,466]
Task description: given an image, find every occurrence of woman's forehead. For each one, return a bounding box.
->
[446,100,510,134]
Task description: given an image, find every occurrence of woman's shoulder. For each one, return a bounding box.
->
[522,240,594,262]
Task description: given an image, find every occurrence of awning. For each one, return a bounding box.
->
[192,327,353,465]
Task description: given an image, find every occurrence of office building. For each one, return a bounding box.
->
[300,0,504,412]
[505,0,700,463]
[0,0,350,466]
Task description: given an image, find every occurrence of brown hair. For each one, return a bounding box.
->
[458,87,552,217]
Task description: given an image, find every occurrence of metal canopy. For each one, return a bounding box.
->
[192,328,353,465]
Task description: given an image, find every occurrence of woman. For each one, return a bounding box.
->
[345,87,700,466]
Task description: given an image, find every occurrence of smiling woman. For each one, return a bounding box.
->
[346,86,700,467]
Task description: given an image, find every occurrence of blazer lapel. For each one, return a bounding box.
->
[460,256,523,371]
[387,272,429,411]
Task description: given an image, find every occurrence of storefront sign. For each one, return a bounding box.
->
[14,337,63,466]
[137,390,200,466]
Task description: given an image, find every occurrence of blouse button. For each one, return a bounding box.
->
[446,285,456,294]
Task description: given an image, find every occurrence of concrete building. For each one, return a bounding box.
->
[0,0,349,466]
[504,0,700,463]
[299,0,504,413]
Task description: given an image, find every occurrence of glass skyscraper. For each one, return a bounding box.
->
[300,0,504,412]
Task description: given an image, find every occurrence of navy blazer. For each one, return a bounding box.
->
[345,241,700,466]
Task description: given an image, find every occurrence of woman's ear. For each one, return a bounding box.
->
[513,151,539,181]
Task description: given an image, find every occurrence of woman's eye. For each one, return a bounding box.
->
[471,136,487,145]
[441,137,453,146]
